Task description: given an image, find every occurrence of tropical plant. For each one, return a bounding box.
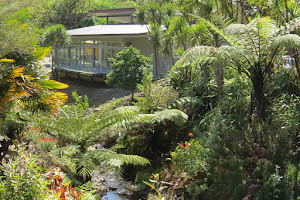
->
[0,58,68,162]
[136,68,178,113]
[0,144,50,200]
[72,91,89,110]
[34,104,150,183]
[174,17,300,120]
[41,24,71,80]
[144,173,168,200]
[116,109,188,160]
[105,46,152,100]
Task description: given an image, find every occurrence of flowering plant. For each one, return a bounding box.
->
[37,137,57,151]
[47,167,82,200]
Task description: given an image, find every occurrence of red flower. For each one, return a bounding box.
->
[180,142,184,147]
[188,133,193,137]
[37,137,56,143]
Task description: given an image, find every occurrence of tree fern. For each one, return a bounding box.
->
[33,104,150,183]
[172,17,300,120]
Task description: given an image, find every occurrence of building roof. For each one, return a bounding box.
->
[90,8,136,17]
[67,24,149,36]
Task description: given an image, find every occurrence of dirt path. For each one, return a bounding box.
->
[60,79,132,107]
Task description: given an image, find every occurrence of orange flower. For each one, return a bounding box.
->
[188,133,193,137]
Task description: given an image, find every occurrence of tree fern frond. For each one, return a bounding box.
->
[59,105,86,119]
[224,23,246,34]
[248,17,278,39]
[88,149,150,168]
[270,34,300,52]
[94,106,139,131]
[49,145,80,157]
[173,46,219,70]
[117,154,150,166]
[74,152,97,180]
[153,109,188,126]
[217,46,256,75]
[169,96,204,110]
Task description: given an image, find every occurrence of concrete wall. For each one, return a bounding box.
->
[133,37,173,77]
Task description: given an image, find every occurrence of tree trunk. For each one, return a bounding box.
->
[213,63,224,98]
[251,65,267,121]
[131,90,135,101]
[54,49,60,81]
[154,45,159,77]
[170,43,174,66]
[285,0,289,23]
[293,162,299,200]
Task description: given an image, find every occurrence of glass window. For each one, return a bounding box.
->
[70,47,76,67]
[103,48,112,73]
[112,48,122,58]
[112,41,121,47]
[125,41,133,47]
[84,47,93,71]
[94,48,101,72]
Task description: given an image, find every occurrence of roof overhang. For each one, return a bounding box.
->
[90,8,136,23]
[67,24,149,38]
[90,8,136,17]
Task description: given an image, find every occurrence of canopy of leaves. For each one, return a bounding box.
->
[105,46,152,92]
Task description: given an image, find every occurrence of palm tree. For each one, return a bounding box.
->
[134,3,163,77]
[148,23,163,77]
[173,17,300,121]
[169,16,189,50]
[41,24,70,80]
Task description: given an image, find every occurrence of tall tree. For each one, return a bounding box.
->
[41,24,71,80]
[174,17,300,121]
[149,23,163,77]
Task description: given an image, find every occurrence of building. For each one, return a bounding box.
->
[56,8,172,81]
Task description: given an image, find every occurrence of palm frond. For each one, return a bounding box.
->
[193,15,236,46]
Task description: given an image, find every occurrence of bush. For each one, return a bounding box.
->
[136,68,179,113]
[105,46,152,100]
[0,145,50,200]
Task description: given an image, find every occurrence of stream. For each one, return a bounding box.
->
[90,144,146,200]
[92,170,142,200]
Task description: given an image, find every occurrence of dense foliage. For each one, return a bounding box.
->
[105,46,152,99]
[0,0,299,200]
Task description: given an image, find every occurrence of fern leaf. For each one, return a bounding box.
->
[270,34,300,52]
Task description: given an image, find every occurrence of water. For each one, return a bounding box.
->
[102,191,127,200]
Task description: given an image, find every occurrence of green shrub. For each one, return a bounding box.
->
[136,68,179,113]
[0,145,50,200]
